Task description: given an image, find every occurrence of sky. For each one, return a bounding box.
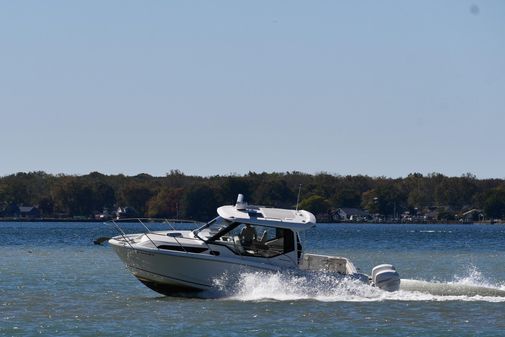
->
[1,1,504,178]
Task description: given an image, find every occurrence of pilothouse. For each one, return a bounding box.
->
[108,194,401,296]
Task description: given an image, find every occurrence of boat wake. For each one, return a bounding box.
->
[214,267,505,302]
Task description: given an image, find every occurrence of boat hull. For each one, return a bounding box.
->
[110,240,282,295]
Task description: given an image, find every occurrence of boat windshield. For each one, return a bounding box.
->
[208,223,296,258]
[193,217,233,240]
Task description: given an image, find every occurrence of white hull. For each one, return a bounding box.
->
[111,240,285,294]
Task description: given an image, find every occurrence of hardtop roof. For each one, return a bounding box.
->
[217,205,316,231]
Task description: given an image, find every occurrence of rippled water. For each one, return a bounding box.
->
[1,222,505,336]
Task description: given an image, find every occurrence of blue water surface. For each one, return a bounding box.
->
[1,222,505,337]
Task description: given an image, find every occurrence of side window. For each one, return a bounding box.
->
[282,229,295,253]
[269,228,294,254]
[216,224,295,258]
[213,223,296,258]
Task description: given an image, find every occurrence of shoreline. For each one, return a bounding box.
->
[0,218,503,225]
[0,218,104,223]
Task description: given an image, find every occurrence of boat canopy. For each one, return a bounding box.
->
[217,204,316,231]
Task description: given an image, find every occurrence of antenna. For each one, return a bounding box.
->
[296,184,302,211]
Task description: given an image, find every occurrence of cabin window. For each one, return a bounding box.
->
[194,217,231,240]
[212,223,295,258]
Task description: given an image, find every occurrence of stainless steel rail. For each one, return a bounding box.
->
[106,218,207,252]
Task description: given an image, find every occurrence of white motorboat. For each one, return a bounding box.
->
[108,194,400,295]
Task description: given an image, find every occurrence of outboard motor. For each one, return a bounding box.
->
[371,264,400,292]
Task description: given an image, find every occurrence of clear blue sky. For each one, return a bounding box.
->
[1,1,504,178]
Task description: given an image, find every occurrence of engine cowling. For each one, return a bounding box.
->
[371,264,400,292]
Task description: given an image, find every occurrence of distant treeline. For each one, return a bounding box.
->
[1,171,505,221]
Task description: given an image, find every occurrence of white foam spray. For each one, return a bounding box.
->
[213,266,505,303]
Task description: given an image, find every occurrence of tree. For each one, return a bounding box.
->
[91,182,116,211]
[117,182,154,216]
[332,188,361,208]
[217,176,252,204]
[362,189,379,214]
[52,178,94,216]
[435,176,477,209]
[483,188,505,219]
[2,169,505,221]
[298,195,330,215]
[252,179,295,208]
[362,184,407,217]
[181,184,218,220]
[37,196,54,216]
[147,187,184,218]
[0,173,32,204]
[404,173,431,209]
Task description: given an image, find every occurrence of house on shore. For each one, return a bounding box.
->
[460,209,484,222]
[334,208,371,222]
[116,206,138,219]
[19,206,41,218]
[0,204,41,219]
